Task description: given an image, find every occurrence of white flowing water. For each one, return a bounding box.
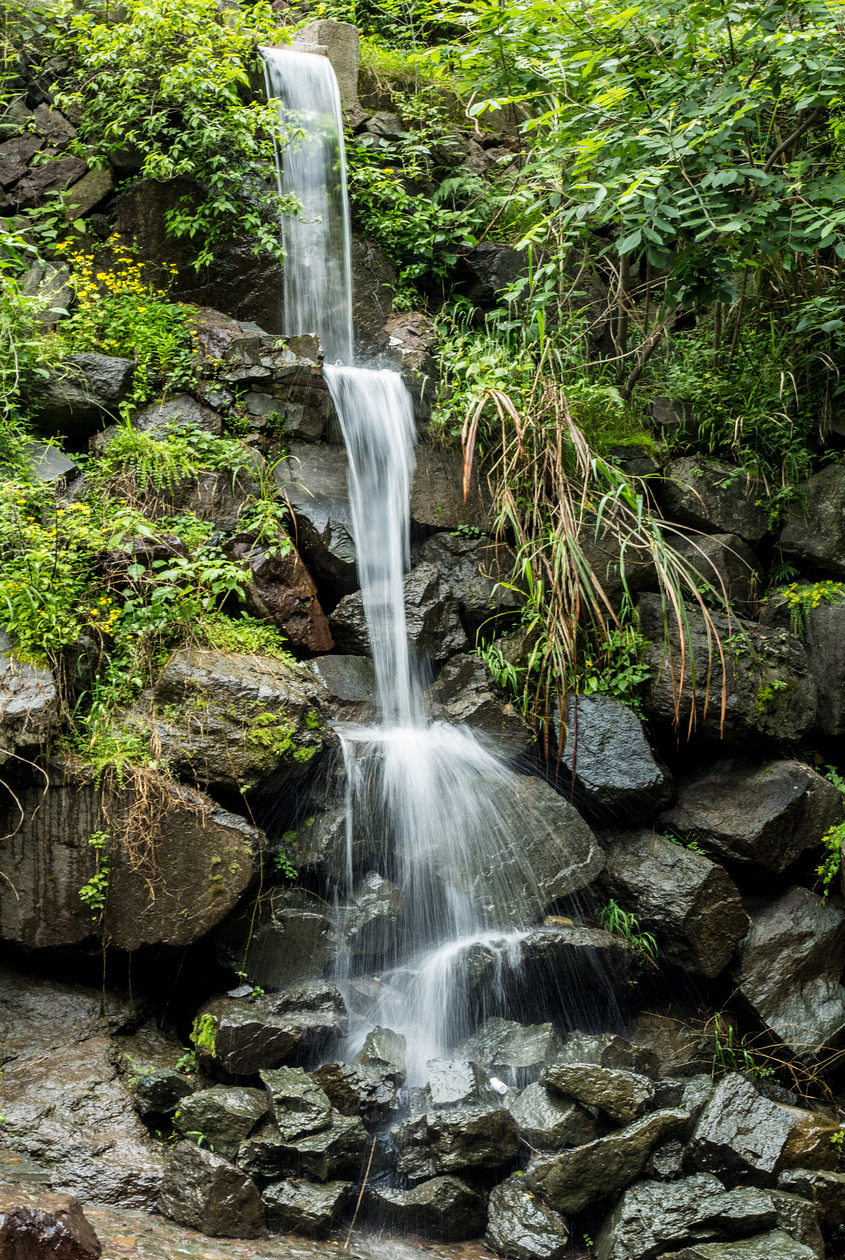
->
[263,47,603,1081]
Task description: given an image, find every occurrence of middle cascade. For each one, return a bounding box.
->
[263,45,607,1081]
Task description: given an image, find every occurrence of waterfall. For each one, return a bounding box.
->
[263,46,607,1082]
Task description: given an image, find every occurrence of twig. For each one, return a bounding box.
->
[344,1134,377,1249]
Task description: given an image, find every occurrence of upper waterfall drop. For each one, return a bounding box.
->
[262,45,354,364]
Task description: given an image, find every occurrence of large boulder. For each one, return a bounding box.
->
[524,1109,688,1213]
[410,444,493,533]
[260,1066,332,1141]
[669,1234,817,1259]
[261,1177,352,1237]
[0,1183,102,1260]
[658,760,843,874]
[158,1141,264,1239]
[669,531,764,617]
[240,1114,368,1182]
[141,647,335,793]
[508,1080,598,1149]
[31,353,135,439]
[486,1176,570,1260]
[780,463,845,577]
[366,1176,486,1241]
[638,594,816,743]
[428,653,534,761]
[287,800,380,884]
[311,1060,398,1126]
[0,967,166,1208]
[733,886,845,1061]
[393,1103,518,1181]
[217,887,338,991]
[173,1087,268,1161]
[0,630,56,764]
[685,1074,838,1184]
[542,1062,655,1124]
[777,1167,845,1232]
[222,533,333,654]
[413,531,521,636]
[659,457,770,546]
[599,828,749,979]
[274,441,358,593]
[555,694,672,822]
[194,983,348,1076]
[342,871,405,959]
[761,594,845,736]
[455,1018,562,1087]
[330,560,469,661]
[376,309,439,419]
[0,761,262,950]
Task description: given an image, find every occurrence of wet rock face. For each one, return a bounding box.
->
[353,1026,407,1081]
[158,1141,265,1239]
[428,653,533,761]
[659,457,770,546]
[0,968,166,1209]
[260,1067,332,1142]
[542,1062,655,1124]
[599,828,749,979]
[778,1168,845,1232]
[31,352,135,438]
[413,532,521,636]
[685,1073,838,1184]
[670,1233,818,1259]
[222,532,333,654]
[261,1178,353,1238]
[523,1109,689,1213]
[555,694,672,822]
[196,984,349,1077]
[274,442,358,594]
[410,445,493,533]
[780,462,845,577]
[366,1175,486,1241]
[241,1114,368,1183]
[455,1018,563,1087]
[733,886,845,1061]
[310,1060,398,1126]
[638,595,816,743]
[669,531,764,618]
[659,759,843,874]
[143,646,335,793]
[0,629,57,764]
[217,888,338,992]
[343,871,405,959]
[394,1103,518,1181]
[174,1088,269,1161]
[0,1183,102,1260]
[485,1176,569,1260]
[762,596,845,736]
[0,763,262,951]
[507,1080,598,1149]
[330,561,469,662]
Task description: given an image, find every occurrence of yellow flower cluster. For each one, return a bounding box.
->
[781,580,845,610]
[86,594,121,634]
[57,234,177,311]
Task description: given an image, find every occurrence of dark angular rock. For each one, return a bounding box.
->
[132,392,223,436]
[353,1026,406,1081]
[651,1076,715,1121]
[366,1175,485,1241]
[172,1087,266,1162]
[330,561,469,662]
[761,597,845,736]
[659,760,842,874]
[0,133,43,186]
[32,104,77,148]
[638,595,816,743]
[595,1174,779,1260]
[524,1109,688,1213]
[290,802,380,884]
[669,531,764,617]
[157,1141,264,1239]
[395,1104,518,1180]
[556,694,672,821]
[410,444,493,533]
[216,888,338,992]
[260,1066,331,1141]
[769,1190,825,1258]
[777,1167,845,1232]
[32,353,135,439]
[648,1137,687,1179]
[486,1175,569,1260]
[461,242,532,307]
[144,647,334,792]
[376,308,438,419]
[132,1067,193,1121]
[624,1012,713,1079]
[542,1062,655,1124]
[195,983,348,1075]
[670,1232,817,1259]
[556,1030,656,1074]
[309,654,377,724]
[414,532,520,635]
[0,629,57,765]
[780,463,845,577]
[261,1115,368,1182]
[222,533,333,654]
[685,1074,838,1184]
[733,886,845,1061]
[0,1184,101,1259]
[261,1178,352,1237]
[343,872,404,959]
[310,1060,397,1126]
[659,457,769,546]
[599,828,749,979]
[428,653,533,760]
[351,237,397,354]
[22,440,77,483]
[274,441,357,593]
[508,1080,598,1149]
[426,1059,490,1108]
[15,153,88,209]
[456,1019,562,1087]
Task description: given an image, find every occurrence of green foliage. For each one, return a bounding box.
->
[190,1012,218,1055]
[578,627,651,711]
[175,1048,199,1074]
[0,218,56,430]
[52,0,299,267]
[816,765,845,899]
[247,711,315,763]
[78,830,111,919]
[710,1011,774,1081]
[597,900,658,978]
[774,580,845,638]
[193,612,296,663]
[273,831,298,882]
[91,420,250,499]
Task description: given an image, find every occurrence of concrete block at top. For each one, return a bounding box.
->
[293,19,360,110]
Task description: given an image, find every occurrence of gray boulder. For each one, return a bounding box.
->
[426,1058,490,1108]
[22,440,78,483]
[173,1087,268,1160]
[659,760,843,874]
[157,1141,264,1238]
[0,629,56,764]
[777,1167,845,1232]
[0,1184,101,1260]
[343,871,405,959]
[252,1114,368,1182]
[195,983,348,1075]
[659,457,769,546]
[638,594,816,743]
[274,441,357,593]
[410,444,493,533]
[310,1060,397,1126]
[261,1177,352,1237]
[293,19,359,108]
[669,531,764,617]
[414,531,520,634]
[670,1232,817,1259]
[216,888,338,992]
[508,1080,598,1149]
[455,1018,562,1087]
[394,1103,518,1181]
[329,561,469,662]
[733,886,845,1061]
[599,829,748,979]
[142,647,334,793]
[768,1191,826,1258]
[353,1026,406,1081]
[761,595,845,737]
[366,1175,485,1241]
[685,1074,838,1184]
[308,654,377,724]
[780,463,845,577]
[428,653,534,760]
[132,392,222,436]
[289,802,380,884]
[260,1066,331,1141]
[556,694,672,821]
[486,1176,569,1260]
[524,1109,688,1213]
[542,1062,655,1124]
[32,353,135,438]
